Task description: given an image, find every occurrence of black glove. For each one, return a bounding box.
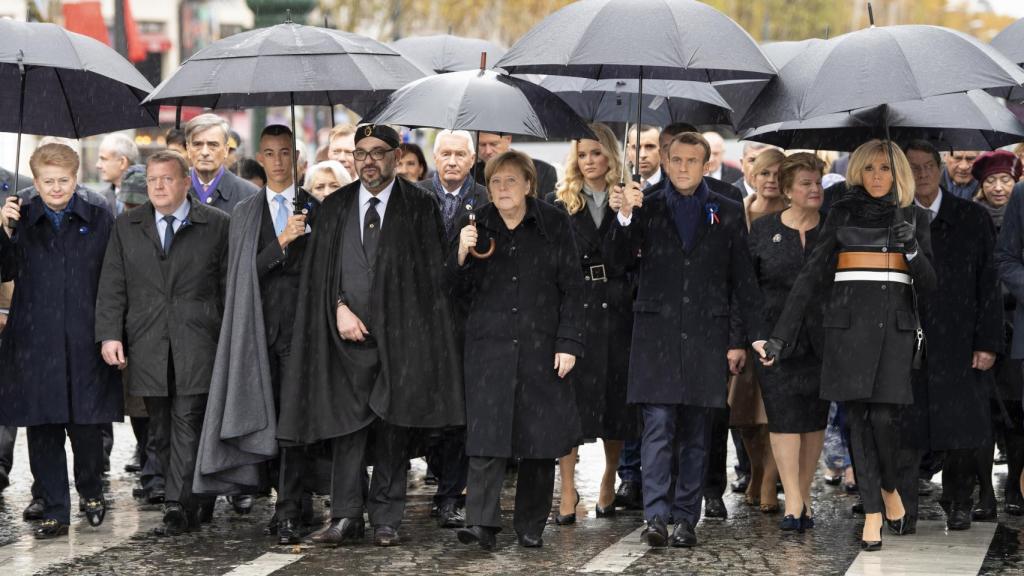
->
[763,337,786,363]
[892,221,918,254]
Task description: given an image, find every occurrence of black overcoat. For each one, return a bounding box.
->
[604,188,765,408]
[95,197,230,396]
[277,178,465,445]
[545,193,636,440]
[0,195,122,425]
[903,192,1002,450]
[452,197,585,459]
[772,187,937,404]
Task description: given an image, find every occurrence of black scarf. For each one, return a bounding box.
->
[839,185,897,227]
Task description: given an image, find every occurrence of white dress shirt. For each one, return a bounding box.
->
[265,184,296,232]
[358,178,396,241]
[155,198,191,247]
[913,189,942,222]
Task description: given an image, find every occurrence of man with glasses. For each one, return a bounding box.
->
[279,124,464,547]
[184,113,258,214]
[942,150,982,200]
[96,150,230,536]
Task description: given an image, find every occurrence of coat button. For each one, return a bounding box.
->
[585,276,591,281]
[513,338,518,345]
[583,254,590,260]
[881,247,888,253]
[512,276,518,282]
[512,307,518,314]
[878,322,884,328]
[684,259,691,266]
[601,303,608,309]
[881,285,887,291]
[683,297,690,304]
[681,333,688,340]
[583,303,590,309]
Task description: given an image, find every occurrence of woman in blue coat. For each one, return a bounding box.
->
[0,143,122,539]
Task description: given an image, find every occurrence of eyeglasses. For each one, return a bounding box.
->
[146,175,177,185]
[353,147,394,161]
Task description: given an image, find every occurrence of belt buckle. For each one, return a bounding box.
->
[589,264,607,282]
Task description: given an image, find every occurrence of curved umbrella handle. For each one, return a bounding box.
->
[468,212,495,259]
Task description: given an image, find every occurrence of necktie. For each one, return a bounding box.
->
[274,194,289,236]
[162,214,176,255]
[363,197,381,263]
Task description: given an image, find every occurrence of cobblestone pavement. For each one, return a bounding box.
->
[0,423,1020,575]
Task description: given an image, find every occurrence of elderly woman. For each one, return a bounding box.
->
[0,143,122,538]
[547,123,635,524]
[734,147,787,513]
[758,140,936,551]
[398,143,429,182]
[303,160,352,201]
[972,150,1024,521]
[452,150,584,550]
[750,153,830,532]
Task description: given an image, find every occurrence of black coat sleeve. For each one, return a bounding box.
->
[907,206,937,293]
[604,211,644,273]
[997,188,1024,302]
[971,207,1004,354]
[95,221,127,343]
[0,228,16,282]
[554,220,585,358]
[728,215,765,343]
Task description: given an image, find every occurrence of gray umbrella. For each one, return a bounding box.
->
[360,68,592,139]
[741,89,1024,152]
[390,34,505,73]
[740,26,1024,131]
[992,17,1024,66]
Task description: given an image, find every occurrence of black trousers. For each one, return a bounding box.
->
[330,420,409,528]
[276,446,315,520]
[0,425,16,473]
[941,448,979,506]
[144,392,207,512]
[27,423,104,524]
[895,448,922,522]
[847,402,900,514]
[426,427,469,507]
[703,407,729,498]
[465,456,554,538]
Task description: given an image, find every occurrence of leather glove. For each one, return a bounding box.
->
[763,337,786,363]
[892,221,918,254]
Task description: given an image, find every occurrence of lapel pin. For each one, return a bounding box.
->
[772,233,782,243]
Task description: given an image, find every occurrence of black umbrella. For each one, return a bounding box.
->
[143,20,426,210]
[390,34,505,73]
[991,18,1024,102]
[496,0,775,179]
[741,90,1024,152]
[0,20,158,222]
[360,67,593,140]
[739,26,1024,131]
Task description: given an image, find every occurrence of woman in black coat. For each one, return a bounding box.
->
[749,153,830,532]
[452,150,585,550]
[0,143,121,539]
[546,123,635,524]
[757,140,937,551]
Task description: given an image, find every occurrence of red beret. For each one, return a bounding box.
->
[971,150,1021,183]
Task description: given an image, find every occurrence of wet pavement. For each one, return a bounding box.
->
[0,423,1020,575]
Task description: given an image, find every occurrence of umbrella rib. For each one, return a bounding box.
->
[53,68,81,140]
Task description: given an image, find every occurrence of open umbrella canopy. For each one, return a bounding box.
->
[142,22,425,111]
[0,19,157,138]
[740,25,1024,131]
[523,75,733,126]
[390,34,505,74]
[992,17,1024,66]
[496,0,775,82]
[360,68,593,139]
[741,89,1024,152]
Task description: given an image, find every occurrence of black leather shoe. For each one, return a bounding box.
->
[703,497,727,519]
[437,502,465,528]
[228,494,254,515]
[947,505,972,531]
[554,490,580,525]
[670,520,697,547]
[780,514,803,533]
[517,532,543,548]
[0,467,9,493]
[885,516,908,536]
[614,481,643,510]
[456,525,497,551]
[277,518,301,545]
[861,539,882,552]
[642,516,669,548]
[146,487,166,505]
[595,502,617,518]
[154,503,189,536]
[124,448,142,473]
[730,473,750,493]
[1006,503,1024,516]
[972,499,997,522]
[23,497,45,521]
[312,517,365,545]
[34,519,69,539]
[83,498,106,527]
[198,499,215,524]
[373,525,400,547]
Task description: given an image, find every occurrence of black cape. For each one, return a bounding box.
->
[277,178,465,445]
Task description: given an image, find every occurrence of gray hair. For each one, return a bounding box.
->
[304,160,352,189]
[184,113,230,145]
[741,141,772,155]
[433,130,475,155]
[99,133,139,164]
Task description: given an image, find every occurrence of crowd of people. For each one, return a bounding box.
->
[1,113,1023,556]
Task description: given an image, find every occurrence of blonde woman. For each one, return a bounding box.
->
[546,123,636,523]
[757,140,936,550]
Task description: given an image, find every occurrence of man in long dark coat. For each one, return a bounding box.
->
[606,132,764,548]
[185,113,259,215]
[279,124,464,547]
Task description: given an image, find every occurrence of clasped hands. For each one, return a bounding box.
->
[609,181,644,217]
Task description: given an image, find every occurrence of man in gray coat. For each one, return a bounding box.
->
[185,113,259,214]
[96,150,229,536]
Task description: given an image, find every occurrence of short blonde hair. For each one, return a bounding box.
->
[750,148,786,182]
[846,140,915,207]
[485,150,537,198]
[556,123,621,215]
[780,152,824,195]
[30,143,80,177]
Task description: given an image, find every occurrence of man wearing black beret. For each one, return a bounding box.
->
[277,124,465,547]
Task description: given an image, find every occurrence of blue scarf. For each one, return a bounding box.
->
[43,193,76,232]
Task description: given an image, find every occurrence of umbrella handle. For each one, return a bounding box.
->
[468,213,495,259]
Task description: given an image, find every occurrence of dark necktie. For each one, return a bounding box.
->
[162,214,176,255]
[363,197,381,263]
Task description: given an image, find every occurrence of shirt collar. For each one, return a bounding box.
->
[644,168,662,189]
[359,178,396,207]
[433,172,470,197]
[155,197,191,224]
[914,189,942,216]
[266,184,295,203]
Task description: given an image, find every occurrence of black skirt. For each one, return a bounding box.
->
[758,359,829,434]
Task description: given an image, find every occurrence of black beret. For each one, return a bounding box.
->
[354,124,400,149]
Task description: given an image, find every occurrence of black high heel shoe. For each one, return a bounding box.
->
[595,500,617,518]
[84,498,106,527]
[779,514,804,533]
[861,539,882,551]
[555,490,581,525]
[886,515,908,536]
